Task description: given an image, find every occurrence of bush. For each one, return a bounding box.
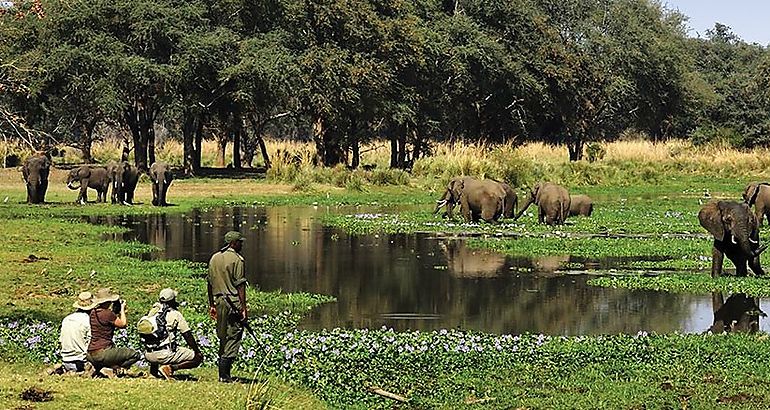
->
[585,143,606,163]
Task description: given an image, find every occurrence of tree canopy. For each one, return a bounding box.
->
[1,0,769,169]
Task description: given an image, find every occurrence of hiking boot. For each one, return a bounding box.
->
[99,368,116,379]
[159,365,173,381]
[218,358,233,383]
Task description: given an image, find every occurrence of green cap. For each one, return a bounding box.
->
[224,231,244,243]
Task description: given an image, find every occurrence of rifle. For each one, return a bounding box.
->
[223,295,259,342]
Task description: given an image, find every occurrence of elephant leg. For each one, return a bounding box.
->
[757,207,764,227]
[725,252,748,276]
[711,291,726,333]
[162,185,169,206]
[152,183,159,206]
[710,245,725,278]
[78,179,89,204]
[480,204,496,223]
[537,205,545,224]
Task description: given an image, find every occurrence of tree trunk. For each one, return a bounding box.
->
[350,120,359,169]
[567,138,584,162]
[183,112,196,176]
[148,123,156,167]
[390,135,398,168]
[351,138,360,169]
[193,118,203,171]
[216,135,227,167]
[80,118,98,163]
[123,100,155,172]
[121,133,131,162]
[397,130,407,169]
[312,116,325,166]
[233,119,241,169]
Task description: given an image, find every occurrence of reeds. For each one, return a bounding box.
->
[3,137,770,186]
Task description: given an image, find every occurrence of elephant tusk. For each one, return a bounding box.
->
[750,238,759,244]
[731,235,738,245]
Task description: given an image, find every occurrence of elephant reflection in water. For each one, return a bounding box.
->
[440,241,507,278]
[710,292,765,333]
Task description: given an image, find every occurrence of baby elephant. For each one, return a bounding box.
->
[569,194,593,217]
[66,165,110,204]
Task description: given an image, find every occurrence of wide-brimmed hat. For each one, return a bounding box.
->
[224,231,244,243]
[93,288,120,304]
[159,288,177,303]
[72,291,97,310]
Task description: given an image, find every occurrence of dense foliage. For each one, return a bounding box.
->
[2,0,768,170]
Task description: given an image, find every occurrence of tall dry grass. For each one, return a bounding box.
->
[4,137,770,187]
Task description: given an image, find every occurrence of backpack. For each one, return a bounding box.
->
[137,304,172,350]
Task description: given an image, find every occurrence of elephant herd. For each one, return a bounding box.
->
[433,177,593,225]
[21,151,174,207]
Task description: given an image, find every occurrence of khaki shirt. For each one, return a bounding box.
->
[146,303,190,348]
[208,247,247,297]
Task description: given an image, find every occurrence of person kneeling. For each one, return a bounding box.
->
[86,288,141,378]
[139,288,203,380]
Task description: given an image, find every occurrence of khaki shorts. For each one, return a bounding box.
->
[144,347,195,365]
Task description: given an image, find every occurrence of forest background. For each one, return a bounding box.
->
[2,0,770,178]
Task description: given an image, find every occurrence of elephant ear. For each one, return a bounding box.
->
[698,201,725,241]
[78,167,91,179]
[743,183,755,202]
[449,178,464,201]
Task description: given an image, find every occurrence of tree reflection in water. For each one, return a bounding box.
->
[90,206,716,335]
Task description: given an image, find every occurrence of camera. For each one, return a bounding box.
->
[111,299,124,314]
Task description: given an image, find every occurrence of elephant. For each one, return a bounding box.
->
[742,181,770,227]
[21,151,52,204]
[106,161,140,205]
[709,292,763,334]
[569,194,593,217]
[514,182,570,225]
[698,200,767,278]
[149,161,173,206]
[66,165,110,204]
[433,177,506,223]
[499,182,518,219]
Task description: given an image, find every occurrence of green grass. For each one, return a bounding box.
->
[0,362,325,410]
[6,173,770,408]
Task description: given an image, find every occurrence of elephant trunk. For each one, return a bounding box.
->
[513,196,534,220]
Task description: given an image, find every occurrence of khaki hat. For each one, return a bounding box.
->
[224,231,244,243]
[73,291,97,310]
[93,288,120,304]
[159,288,177,303]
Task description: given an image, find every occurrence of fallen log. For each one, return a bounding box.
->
[367,386,408,403]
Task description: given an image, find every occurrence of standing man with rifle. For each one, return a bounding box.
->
[207,231,248,383]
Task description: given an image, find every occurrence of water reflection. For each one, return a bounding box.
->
[710,292,765,333]
[86,206,770,335]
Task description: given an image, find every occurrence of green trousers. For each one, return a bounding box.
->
[87,347,141,370]
[215,296,244,360]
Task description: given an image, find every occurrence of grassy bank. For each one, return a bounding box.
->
[0,362,324,410]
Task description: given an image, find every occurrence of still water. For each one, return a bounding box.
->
[89,205,768,335]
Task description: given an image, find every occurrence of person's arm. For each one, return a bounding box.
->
[182,331,203,359]
[237,283,247,321]
[113,300,128,328]
[207,281,216,321]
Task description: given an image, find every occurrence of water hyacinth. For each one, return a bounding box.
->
[0,315,732,408]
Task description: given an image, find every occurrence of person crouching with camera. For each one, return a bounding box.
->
[140,288,203,381]
[86,288,141,378]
